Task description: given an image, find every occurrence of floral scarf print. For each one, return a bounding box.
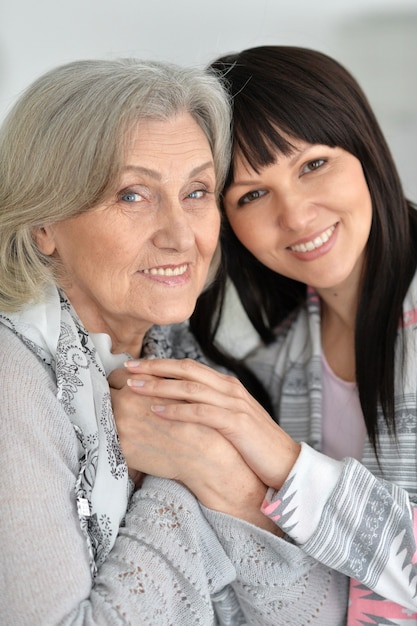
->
[0,285,129,578]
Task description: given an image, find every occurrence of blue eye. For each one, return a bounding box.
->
[187,189,207,200]
[238,189,266,206]
[121,191,142,203]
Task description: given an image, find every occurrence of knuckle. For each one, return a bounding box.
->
[179,358,195,373]
[224,373,247,397]
[184,380,201,395]
[194,403,207,418]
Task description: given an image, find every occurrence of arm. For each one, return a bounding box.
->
[120,357,417,612]
[0,329,240,625]
[110,360,348,623]
[201,504,349,624]
[262,443,417,612]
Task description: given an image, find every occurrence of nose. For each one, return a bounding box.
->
[275,190,318,232]
[152,197,195,252]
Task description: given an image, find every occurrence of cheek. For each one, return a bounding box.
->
[345,163,372,210]
[346,180,373,237]
[199,213,221,256]
[227,212,262,252]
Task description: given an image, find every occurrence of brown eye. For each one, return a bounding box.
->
[303,159,325,174]
[238,189,267,206]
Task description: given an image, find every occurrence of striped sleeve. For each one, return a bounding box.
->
[262,443,417,612]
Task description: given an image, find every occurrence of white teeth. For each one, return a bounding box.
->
[142,264,188,276]
[290,226,335,253]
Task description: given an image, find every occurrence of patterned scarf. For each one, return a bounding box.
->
[0,284,130,577]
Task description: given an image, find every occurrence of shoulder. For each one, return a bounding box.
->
[244,303,316,391]
[0,323,55,387]
[0,323,80,472]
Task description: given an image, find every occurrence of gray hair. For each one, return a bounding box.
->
[0,58,231,311]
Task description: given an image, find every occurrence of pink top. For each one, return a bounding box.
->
[321,353,366,461]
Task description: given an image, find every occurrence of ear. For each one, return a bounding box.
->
[32,226,57,256]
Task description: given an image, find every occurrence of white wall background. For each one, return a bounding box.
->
[1,0,416,197]
[1,0,416,353]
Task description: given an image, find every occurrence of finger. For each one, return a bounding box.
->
[108,367,130,390]
[150,399,266,468]
[125,358,230,387]
[125,358,245,403]
[150,400,270,448]
[151,401,233,431]
[109,368,155,390]
[127,374,249,415]
[151,401,300,491]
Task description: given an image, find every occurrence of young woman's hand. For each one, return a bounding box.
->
[120,358,301,492]
[108,366,280,532]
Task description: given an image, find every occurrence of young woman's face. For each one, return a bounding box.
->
[34,112,220,355]
[223,139,373,298]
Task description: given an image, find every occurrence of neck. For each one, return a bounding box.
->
[317,284,359,382]
[318,287,357,332]
[86,317,147,358]
[107,333,146,358]
[64,291,148,358]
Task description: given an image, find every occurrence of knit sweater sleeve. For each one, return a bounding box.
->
[202,503,349,624]
[0,326,242,626]
[261,442,417,611]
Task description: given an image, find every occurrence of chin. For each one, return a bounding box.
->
[152,308,196,327]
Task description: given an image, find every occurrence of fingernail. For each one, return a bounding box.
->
[127,378,145,388]
[125,359,142,368]
[151,405,165,413]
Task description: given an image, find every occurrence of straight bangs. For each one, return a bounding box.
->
[229,83,361,183]
[213,47,372,186]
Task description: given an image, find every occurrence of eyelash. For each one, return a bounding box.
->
[302,158,326,173]
[120,191,143,203]
[118,186,212,204]
[237,189,267,206]
[187,188,214,200]
[234,156,328,207]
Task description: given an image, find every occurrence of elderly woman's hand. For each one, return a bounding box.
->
[108,366,279,532]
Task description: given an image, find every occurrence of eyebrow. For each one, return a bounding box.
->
[122,160,215,180]
[229,145,323,188]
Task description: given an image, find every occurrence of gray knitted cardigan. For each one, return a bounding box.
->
[0,317,347,626]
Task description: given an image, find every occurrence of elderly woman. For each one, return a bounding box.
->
[0,58,275,625]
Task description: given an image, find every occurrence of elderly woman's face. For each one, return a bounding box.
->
[35,112,220,354]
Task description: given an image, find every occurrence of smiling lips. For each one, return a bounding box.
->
[141,263,188,276]
[289,225,336,253]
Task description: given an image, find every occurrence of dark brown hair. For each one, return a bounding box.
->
[191,46,417,450]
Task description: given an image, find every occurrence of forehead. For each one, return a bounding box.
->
[125,113,212,157]
[230,127,304,178]
[231,136,306,178]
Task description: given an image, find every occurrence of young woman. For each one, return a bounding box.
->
[119,47,417,624]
